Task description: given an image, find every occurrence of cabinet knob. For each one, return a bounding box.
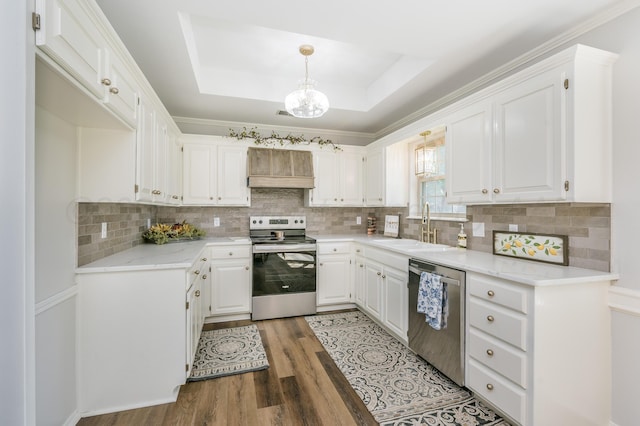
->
[333,248,337,252]
[377,271,381,276]
[101,78,112,86]
[493,188,500,194]
[359,264,364,268]
[218,197,222,200]
[109,87,120,95]
[482,189,488,194]
[245,266,250,270]
[382,275,386,279]
[486,383,494,391]
[356,249,360,253]
[194,270,200,275]
[334,198,338,201]
[201,258,207,261]
[340,198,344,202]
[195,290,200,297]
[172,195,179,199]
[487,290,495,297]
[228,252,233,256]
[209,197,213,200]
[486,349,494,357]
[378,198,382,201]
[319,263,323,266]
[201,274,207,280]
[487,315,495,322]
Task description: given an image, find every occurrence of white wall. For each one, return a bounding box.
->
[34,106,79,425]
[0,1,35,425]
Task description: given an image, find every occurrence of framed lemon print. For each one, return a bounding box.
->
[493,231,568,266]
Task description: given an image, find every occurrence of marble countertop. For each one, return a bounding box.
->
[313,234,619,286]
[76,233,618,286]
[76,237,250,273]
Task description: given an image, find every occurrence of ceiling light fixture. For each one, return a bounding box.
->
[284,45,329,119]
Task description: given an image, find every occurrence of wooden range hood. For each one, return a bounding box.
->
[247,147,315,189]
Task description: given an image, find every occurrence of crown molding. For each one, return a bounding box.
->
[172,116,376,146]
[374,0,640,140]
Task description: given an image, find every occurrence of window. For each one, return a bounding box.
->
[411,128,466,218]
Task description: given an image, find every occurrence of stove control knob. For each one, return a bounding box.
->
[252,220,257,224]
[300,219,304,224]
[294,220,298,224]
[259,220,263,224]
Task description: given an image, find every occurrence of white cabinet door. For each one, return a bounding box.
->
[36,0,105,98]
[210,260,252,315]
[154,118,169,203]
[166,132,182,205]
[317,255,352,305]
[493,67,565,202]
[186,277,203,378]
[446,100,493,204]
[340,151,364,205]
[217,145,249,206]
[136,96,156,202]
[364,261,383,321]
[383,266,408,339]
[182,143,216,205]
[354,255,366,306]
[102,49,139,128]
[364,148,384,206]
[309,151,339,206]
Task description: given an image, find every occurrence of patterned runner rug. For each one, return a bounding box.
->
[305,311,509,425]
[188,324,269,381]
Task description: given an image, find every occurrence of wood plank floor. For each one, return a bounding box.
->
[77,311,378,426]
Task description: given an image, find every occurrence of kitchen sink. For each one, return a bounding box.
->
[371,239,453,252]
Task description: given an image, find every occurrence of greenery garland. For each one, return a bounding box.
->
[228,127,341,151]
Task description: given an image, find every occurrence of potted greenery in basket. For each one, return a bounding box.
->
[142,220,206,245]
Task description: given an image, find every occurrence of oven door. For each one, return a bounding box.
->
[252,250,316,296]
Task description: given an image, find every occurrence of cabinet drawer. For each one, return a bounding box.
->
[468,273,529,314]
[210,245,252,259]
[467,359,526,425]
[469,298,527,351]
[468,328,528,388]
[317,242,351,255]
[187,258,208,288]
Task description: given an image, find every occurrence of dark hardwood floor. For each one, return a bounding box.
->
[77,311,378,425]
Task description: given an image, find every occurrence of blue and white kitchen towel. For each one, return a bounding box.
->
[417,271,448,330]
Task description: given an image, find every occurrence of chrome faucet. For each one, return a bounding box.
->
[420,202,438,243]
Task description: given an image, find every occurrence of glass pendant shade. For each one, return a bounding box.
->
[285,79,330,118]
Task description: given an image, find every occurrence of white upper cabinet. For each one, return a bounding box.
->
[364,142,408,207]
[182,137,250,206]
[445,44,617,205]
[307,148,364,207]
[36,0,139,128]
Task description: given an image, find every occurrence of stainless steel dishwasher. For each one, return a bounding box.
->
[408,258,466,386]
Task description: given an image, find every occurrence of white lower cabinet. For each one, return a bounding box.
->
[357,246,409,342]
[317,242,353,306]
[465,272,611,425]
[209,245,252,317]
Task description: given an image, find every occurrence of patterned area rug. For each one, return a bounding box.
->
[305,311,509,425]
[188,324,269,381]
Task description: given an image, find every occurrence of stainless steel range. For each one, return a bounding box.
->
[250,216,317,321]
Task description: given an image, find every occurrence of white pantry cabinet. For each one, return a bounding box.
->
[307,148,364,206]
[465,272,611,425]
[317,242,353,307]
[446,44,617,205]
[35,0,139,128]
[364,141,409,207]
[208,245,252,318]
[182,138,250,206]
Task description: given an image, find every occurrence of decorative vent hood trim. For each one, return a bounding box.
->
[247,147,315,189]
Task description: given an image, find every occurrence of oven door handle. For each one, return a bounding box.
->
[253,244,317,253]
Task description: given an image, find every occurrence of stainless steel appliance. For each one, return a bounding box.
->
[250,216,317,321]
[408,258,466,386]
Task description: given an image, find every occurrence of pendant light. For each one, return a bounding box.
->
[284,45,329,118]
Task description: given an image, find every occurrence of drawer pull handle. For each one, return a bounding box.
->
[487,290,495,297]
[194,270,200,275]
[195,290,200,297]
[201,274,207,280]
[486,383,494,391]
[487,315,494,322]
[486,349,494,357]
[282,285,290,289]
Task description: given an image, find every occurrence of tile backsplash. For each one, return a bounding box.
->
[77,190,610,271]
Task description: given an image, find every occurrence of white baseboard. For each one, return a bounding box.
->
[609,285,640,317]
[64,410,81,426]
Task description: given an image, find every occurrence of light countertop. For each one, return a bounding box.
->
[76,238,250,273]
[313,234,619,286]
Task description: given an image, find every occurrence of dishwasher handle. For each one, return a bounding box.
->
[409,267,461,287]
